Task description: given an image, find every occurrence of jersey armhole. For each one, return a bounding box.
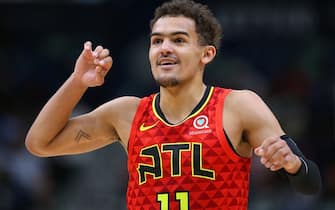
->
[215,88,249,161]
[127,96,151,153]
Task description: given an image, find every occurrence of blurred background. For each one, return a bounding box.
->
[0,0,333,209]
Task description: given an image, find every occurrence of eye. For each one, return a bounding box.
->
[151,38,162,45]
[174,37,185,44]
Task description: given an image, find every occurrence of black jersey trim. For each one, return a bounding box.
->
[223,129,241,157]
[154,86,212,126]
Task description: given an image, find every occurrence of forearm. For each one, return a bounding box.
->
[284,158,322,194]
[26,74,88,153]
[281,135,322,194]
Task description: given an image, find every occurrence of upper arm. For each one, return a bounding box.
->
[231,90,285,148]
[44,96,140,156]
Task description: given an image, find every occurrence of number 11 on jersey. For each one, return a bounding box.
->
[157,191,189,210]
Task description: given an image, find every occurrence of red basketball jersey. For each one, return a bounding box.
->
[127,87,251,210]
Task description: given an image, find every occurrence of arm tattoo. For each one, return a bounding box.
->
[75,130,91,143]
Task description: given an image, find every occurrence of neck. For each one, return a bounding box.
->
[159,83,207,124]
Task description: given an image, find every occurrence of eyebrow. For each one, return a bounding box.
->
[150,31,190,38]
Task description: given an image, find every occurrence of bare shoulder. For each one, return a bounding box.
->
[226,89,264,108]
[91,96,141,146]
[224,89,264,119]
[97,96,141,111]
[226,89,274,121]
[93,96,141,122]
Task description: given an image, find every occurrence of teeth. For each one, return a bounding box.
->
[158,58,177,65]
[160,61,175,65]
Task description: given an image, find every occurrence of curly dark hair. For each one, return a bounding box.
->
[150,0,222,51]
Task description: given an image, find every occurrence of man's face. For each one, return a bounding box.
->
[149,16,205,88]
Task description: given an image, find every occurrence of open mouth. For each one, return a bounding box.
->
[160,61,177,66]
[157,57,178,66]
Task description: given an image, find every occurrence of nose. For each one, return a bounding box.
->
[160,40,173,54]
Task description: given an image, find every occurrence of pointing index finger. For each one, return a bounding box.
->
[82,41,93,59]
[84,41,92,50]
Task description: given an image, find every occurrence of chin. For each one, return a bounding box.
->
[155,77,179,87]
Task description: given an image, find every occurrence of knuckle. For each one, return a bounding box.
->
[278,147,285,154]
[279,140,287,147]
[95,45,103,51]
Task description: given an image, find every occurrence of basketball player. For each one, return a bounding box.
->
[25,0,321,209]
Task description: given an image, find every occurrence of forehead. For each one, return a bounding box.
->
[151,16,197,36]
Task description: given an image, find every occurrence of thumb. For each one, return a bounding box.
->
[254,147,264,156]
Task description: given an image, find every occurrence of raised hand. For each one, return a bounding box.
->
[73,41,113,87]
[254,136,302,174]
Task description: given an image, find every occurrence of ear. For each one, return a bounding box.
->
[201,45,216,65]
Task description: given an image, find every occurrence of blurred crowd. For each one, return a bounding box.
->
[0,1,333,210]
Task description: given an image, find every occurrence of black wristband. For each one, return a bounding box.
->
[280,135,322,194]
